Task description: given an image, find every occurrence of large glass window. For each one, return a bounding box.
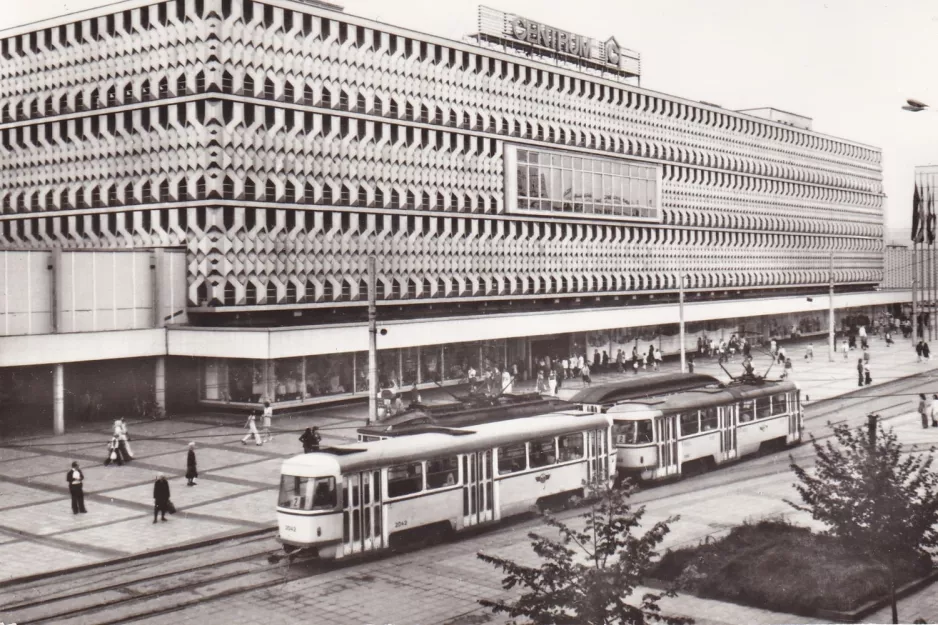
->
[304,354,353,399]
[387,462,423,498]
[559,433,585,460]
[701,407,719,432]
[772,393,788,415]
[426,456,459,489]
[614,420,654,445]
[278,475,336,510]
[756,398,773,419]
[739,400,755,423]
[529,439,557,468]
[680,412,699,435]
[513,146,658,221]
[498,444,527,474]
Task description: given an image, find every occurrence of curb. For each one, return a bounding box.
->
[816,568,938,623]
[0,526,276,590]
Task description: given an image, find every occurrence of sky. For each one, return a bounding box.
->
[5,0,938,244]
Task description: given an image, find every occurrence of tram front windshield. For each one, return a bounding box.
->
[614,419,654,445]
[278,475,337,511]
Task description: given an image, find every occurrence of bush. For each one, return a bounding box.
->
[651,521,931,615]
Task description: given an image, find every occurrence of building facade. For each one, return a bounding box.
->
[0,0,893,431]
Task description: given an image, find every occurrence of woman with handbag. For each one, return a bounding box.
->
[105,435,123,466]
[153,473,172,523]
[185,442,198,486]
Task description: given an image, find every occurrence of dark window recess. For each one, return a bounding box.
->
[242,0,253,23]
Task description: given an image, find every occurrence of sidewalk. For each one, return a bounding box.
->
[0,331,936,616]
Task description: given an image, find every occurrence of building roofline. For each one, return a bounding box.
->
[0,0,880,152]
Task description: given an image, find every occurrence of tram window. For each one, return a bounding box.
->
[278,475,336,510]
[772,393,788,414]
[614,421,653,445]
[529,439,557,468]
[559,433,584,460]
[756,398,772,419]
[680,412,699,435]
[498,444,527,474]
[700,407,718,432]
[426,456,459,489]
[387,462,424,497]
[739,400,755,423]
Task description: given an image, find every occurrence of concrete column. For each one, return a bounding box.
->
[266,360,275,403]
[154,356,166,414]
[53,363,65,435]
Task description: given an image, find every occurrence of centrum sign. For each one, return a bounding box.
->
[509,16,595,60]
[476,6,640,77]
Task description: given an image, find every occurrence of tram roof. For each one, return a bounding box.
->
[567,373,721,406]
[606,379,800,417]
[282,410,610,476]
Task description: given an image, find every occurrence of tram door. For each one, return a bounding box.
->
[585,428,608,483]
[341,471,383,557]
[719,405,738,462]
[462,452,494,527]
[655,416,679,478]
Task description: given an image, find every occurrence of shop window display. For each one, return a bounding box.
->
[442,342,478,381]
[227,359,257,402]
[275,358,304,401]
[304,353,353,398]
[420,345,443,383]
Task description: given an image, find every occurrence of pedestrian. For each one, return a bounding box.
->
[884,331,894,346]
[687,354,695,374]
[616,349,624,372]
[920,394,930,429]
[864,362,872,386]
[105,435,123,466]
[300,426,321,453]
[777,346,786,365]
[857,358,864,387]
[781,357,793,380]
[917,340,924,363]
[501,368,513,394]
[602,350,610,369]
[185,442,198,486]
[932,395,938,428]
[241,412,262,446]
[548,369,558,396]
[842,339,849,361]
[804,343,814,362]
[114,419,134,461]
[66,461,87,514]
[261,401,273,442]
[581,363,591,387]
[554,361,564,391]
[770,338,777,355]
[535,369,546,393]
[653,346,661,371]
[153,473,172,523]
[562,358,570,378]
[924,342,932,361]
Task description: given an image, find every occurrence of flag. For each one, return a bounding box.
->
[913,183,924,243]
[928,185,936,245]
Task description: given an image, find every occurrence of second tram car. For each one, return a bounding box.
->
[609,379,802,481]
[277,410,614,558]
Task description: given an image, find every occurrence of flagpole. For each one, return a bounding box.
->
[913,241,918,346]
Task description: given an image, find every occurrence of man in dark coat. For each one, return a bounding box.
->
[153,474,171,523]
[299,427,321,453]
[66,461,87,514]
[186,442,198,486]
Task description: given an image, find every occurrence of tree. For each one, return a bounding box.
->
[788,416,938,624]
[477,479,692,625]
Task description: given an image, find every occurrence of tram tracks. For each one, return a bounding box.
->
[0,532,320,625]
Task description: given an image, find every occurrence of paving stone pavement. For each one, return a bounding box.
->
[2,331,938,624]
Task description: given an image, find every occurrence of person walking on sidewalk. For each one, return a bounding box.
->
[804,343,814,362]
[66,461,87,514]
[864,362,872,386]
[153,474,171,523]
[931,395,938,428]
[242,412,262,446]
[581,363,591,387]
[185,442,198,486]
[842,339,849,361]
[857,359,865,387]
[105,435,123,466]
[114,419,134,461]
[547,369,558,396]
[261,401,273,442]
[924,342,932,362]
[300,427,321,453]
[917,340,925,363]
[920,394,930,429]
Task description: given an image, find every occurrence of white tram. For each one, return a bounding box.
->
[609,380,803,481]
[277,410,615,558]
